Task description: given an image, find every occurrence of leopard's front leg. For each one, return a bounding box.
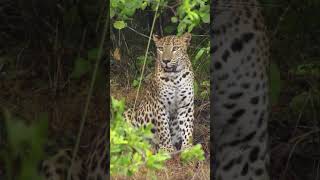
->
[176,87,194,150]
[156,106,175,152]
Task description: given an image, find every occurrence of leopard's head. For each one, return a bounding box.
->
[153,33,191,72]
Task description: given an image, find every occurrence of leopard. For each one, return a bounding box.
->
[124,32,195,152]
[211,0,270,180]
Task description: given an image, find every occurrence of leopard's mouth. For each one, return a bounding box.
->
[163,66,176,72]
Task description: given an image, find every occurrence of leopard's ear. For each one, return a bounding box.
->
[153,34,160,43]
[181,32,192,45]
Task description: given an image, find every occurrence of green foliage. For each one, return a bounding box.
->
[175,0,210,34]
[111,0,209,34]
[110,97,206,178]
[137,55,153,70]
[131,55,154,88]
[111,0,162,29]
[0,109,48,180]
[193,44,210,65]
[113,20,127,30]
[110,97,170,176]
[191,41,210,100]
[199,80,210,99]
[194,80,210,99]
[289,62,320,78]
[132,79,140,88]
[180,144,205,163]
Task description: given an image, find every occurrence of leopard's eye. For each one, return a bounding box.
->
[158,47,164,51]
[172,47,179,51]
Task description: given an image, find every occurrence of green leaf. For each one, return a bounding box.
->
[187,23,196,32]
[111,0,118,7]
[201,13,210,23]
[195,48,205,62]
[177,22,187,35]
[146,152,170,170]
[200,90,208,99]
[132,79,139,87]
[171,16,178,23]
[199,5,210,23]
[70,57,91,79]
[141,1,148,10]
[181,144,205,163]
[113,21,127,30]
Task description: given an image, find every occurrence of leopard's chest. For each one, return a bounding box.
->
[158,71,193,116]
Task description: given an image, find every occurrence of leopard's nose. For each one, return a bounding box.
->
[163,59,170,64]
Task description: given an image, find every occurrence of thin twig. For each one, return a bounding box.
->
[133,2,160,110]
[126,26,150,39]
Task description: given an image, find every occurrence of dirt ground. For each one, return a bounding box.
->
[113,160,210,180]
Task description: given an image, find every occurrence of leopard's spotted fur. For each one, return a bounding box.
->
[211,0,270,180]
[125,33,195,152]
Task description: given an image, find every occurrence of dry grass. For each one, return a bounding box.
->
[112,159,210,180]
